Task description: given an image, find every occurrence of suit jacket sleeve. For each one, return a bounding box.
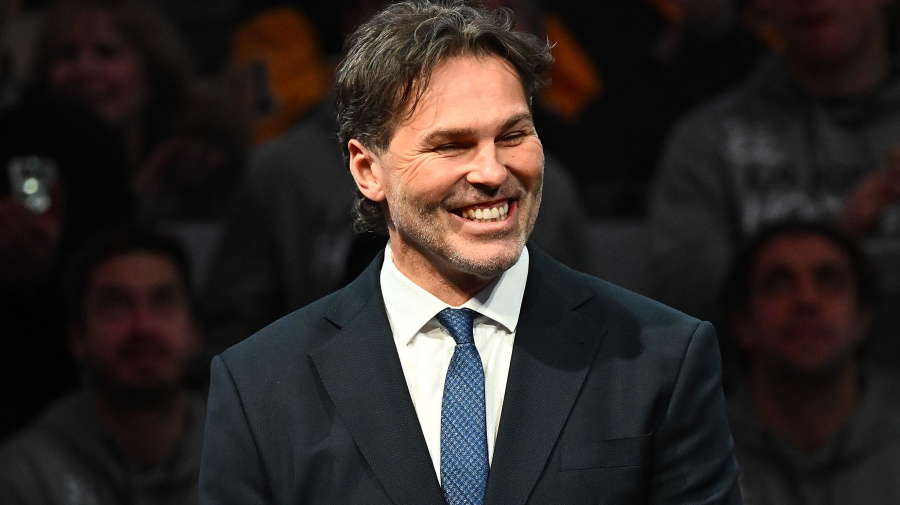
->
[200,355,272,505]
[652,321,741,504]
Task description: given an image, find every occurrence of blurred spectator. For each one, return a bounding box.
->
[649,0,900,324]
[721,221,900,504]
[30,0,247,220]
[229,6,329,143]
[536,0,765,216]
[0,89,135,439]
[199,96,594,365]
[0,226,204,504]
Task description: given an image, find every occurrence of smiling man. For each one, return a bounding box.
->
[199,2,740,504]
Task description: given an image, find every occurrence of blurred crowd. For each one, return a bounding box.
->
[1,0,900,503]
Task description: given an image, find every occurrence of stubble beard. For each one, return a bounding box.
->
[87,365,181,411]
[385,182,542,280]
[82,347,184,411]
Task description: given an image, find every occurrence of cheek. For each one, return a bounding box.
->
[751,301,789,331]
[829,302,863,333]
[391,158,457,201]
[155,310,197,342]
[82,326,125,360]
[111,60,146,99]
[169,321,198,350]
[505,143,544,182]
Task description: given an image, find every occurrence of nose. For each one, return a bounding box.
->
[793,277,822,312]
[466,143,508,188]
[130,300,162,336]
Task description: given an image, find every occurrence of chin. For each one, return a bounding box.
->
[446,238,525,278]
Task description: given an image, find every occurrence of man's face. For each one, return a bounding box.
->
[352,55,543,292]
[770,0,888,66]
[734,234,869,375]
[72,252,198,396]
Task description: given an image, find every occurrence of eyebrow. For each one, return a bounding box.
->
[421,112,534,146]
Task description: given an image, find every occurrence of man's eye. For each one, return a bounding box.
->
[435,143,465,152]
[816,269,850,293]
[152,288,188,313]
[497,132,526,145]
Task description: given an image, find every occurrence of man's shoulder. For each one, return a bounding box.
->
[0,392,96,498]
[529,246,701,331]
[220,274,375,370]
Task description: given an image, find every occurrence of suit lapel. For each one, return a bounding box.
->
[309,253,445,505]
[484,248,607,505]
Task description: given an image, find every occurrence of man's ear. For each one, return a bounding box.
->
[348,139,386,202]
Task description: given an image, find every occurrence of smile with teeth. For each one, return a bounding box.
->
[456,201,510,223]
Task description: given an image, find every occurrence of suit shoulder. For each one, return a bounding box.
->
[541,252,701,330]
[220,291,343,368]
[217,252,383,376]
[594,276,701,328]
[548,260,710,359]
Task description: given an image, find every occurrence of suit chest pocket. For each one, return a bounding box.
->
[559,433,652,471]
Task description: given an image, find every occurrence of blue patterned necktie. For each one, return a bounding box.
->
[436,307,489,505]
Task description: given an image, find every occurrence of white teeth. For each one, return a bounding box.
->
[461,202,509,223]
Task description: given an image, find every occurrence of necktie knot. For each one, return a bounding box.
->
[436,308,479,345]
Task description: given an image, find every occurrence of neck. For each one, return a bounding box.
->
[790,36,888,98]
[749,361,859,451]
[389,243,495,307]
[93,388,188,467]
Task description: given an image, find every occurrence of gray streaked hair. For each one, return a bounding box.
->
[335,0,553,235]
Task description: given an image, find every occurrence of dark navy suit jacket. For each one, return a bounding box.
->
[199,246,741,504]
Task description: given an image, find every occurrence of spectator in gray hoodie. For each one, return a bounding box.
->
[649,0,900,328]
[722,220,900,505]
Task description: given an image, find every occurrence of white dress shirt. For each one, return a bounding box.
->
[380,243,528,482]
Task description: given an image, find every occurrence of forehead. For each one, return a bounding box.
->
[396,54,529,131]
[88,252,183,291]
[61,9,119,40]
[753,235,851,275]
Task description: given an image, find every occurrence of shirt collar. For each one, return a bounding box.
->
[380,242,529,345]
